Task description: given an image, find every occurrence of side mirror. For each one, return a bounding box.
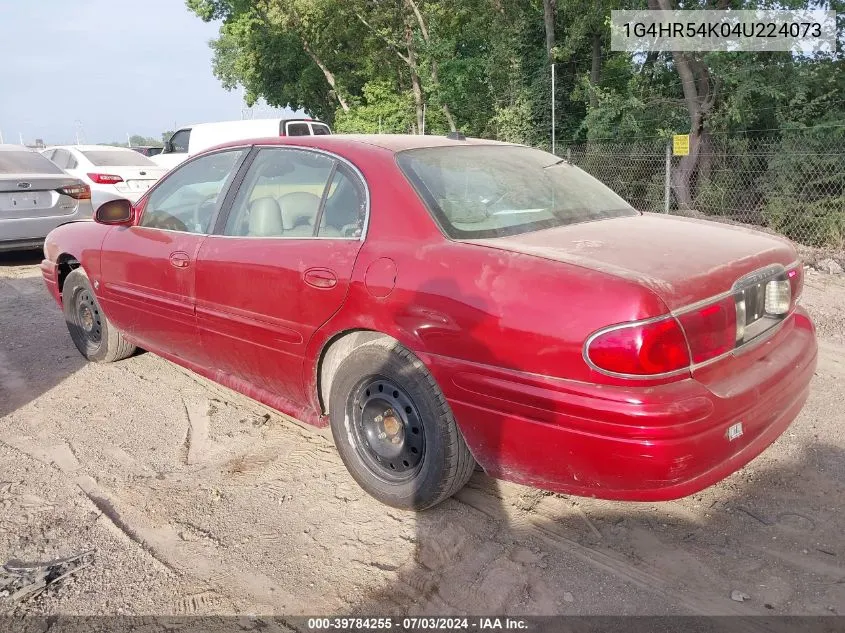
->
[163,140,173,153]
[95,198,133,225]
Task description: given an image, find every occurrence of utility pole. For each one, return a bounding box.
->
[422,104,426,135]
[127,133,132,147]
[19,132,24,145]
[0,129,4,144]
[551,63,556,155]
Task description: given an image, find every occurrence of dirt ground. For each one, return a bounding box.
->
[0,250,843,618]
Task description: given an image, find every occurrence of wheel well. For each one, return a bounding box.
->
[56,254,81,294]
[317,329,395,415]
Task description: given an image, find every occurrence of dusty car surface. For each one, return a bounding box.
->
[40,134,817,510]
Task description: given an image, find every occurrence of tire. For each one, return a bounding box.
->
[62,268,136,363]
[328,337,475,510]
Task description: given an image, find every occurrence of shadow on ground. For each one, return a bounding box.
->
[0,250,87,419]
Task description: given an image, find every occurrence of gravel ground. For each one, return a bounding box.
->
[1,250,843,617]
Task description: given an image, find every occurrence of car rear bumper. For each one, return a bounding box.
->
[0,205,94,251]
[428,307,817,501]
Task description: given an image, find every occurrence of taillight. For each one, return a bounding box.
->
[586,317,691,377]
[676,296,737,363]
[56,183,91,200]
[87,173,124,184]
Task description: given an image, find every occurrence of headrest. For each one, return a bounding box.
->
[248,197,283,236]
[279,191,320,229]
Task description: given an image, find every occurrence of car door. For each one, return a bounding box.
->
[194,146,368,405]
[97,148,248,365]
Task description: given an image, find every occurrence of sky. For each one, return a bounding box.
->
[0,0,295,145]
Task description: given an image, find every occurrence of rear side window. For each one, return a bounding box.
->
[285,122,311,136]
[397,145,638,239]
[82,150,156,167]
[0,151,63,174]
[311,124,331,135]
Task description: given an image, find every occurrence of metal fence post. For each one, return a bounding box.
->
[664,140,671,213]
[566,147,571,162]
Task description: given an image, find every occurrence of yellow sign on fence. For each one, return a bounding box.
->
[673,134,690,156]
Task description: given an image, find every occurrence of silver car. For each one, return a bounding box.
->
[0,144,94,252]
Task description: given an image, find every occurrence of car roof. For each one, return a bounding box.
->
[213,134,515,154]
[45,145,134,151]
[0,144,37,152]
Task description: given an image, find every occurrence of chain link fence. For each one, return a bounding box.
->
[562,130,845,252]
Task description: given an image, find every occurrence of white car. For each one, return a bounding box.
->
[41,145,167,211]
[152,118,332,170]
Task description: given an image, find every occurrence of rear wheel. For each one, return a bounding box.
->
[328,337,475,510]
[62,269,135,363]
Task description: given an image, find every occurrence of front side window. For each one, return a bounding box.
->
[140,149,245,233]
[397,145,638,239]
[311,123,331,136]
[169,129,191,153]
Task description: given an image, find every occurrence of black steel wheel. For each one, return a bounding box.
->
[328,336,476,510]
[348,377,426,482]
[72,286,103,348]
[62,268,136,363]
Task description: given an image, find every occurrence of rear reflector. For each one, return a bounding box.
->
[586,317,690,376]
[56,183,91,200]
[87,173,124,184]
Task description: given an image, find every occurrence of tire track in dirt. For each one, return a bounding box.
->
[0,434,336,615]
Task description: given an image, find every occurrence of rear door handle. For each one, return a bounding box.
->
[169,251,191,269]
[303,268,338,289]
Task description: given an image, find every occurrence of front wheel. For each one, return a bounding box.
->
[62,268,136,363]
[328,338,475,510]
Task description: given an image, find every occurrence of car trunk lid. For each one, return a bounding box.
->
[468,213,797,311]
[0,174,82,219]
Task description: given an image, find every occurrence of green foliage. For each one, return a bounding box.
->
[185,0,845,247]
[763,128,845,248]
[334,81,415,134]
[106,134,165,148]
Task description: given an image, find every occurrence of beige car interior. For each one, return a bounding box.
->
[235,156,364,238]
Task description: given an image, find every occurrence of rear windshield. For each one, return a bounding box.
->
[82,150,156,167]
[397,145,638,239]
[0,151,64,175]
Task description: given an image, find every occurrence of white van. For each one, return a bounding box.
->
[152,118,332,170]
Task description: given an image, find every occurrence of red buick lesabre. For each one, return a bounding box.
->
[40,135,817,509]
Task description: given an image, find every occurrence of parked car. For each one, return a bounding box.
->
[41,145,167,211]
[130,146,164,157]
[152,118,331,171]
[40,134,817,510]
[0,144,93,253]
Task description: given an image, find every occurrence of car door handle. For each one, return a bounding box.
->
[303,268,338,289]
[169,251,191,269]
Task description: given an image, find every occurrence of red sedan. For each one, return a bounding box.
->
[40,134,817,510]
